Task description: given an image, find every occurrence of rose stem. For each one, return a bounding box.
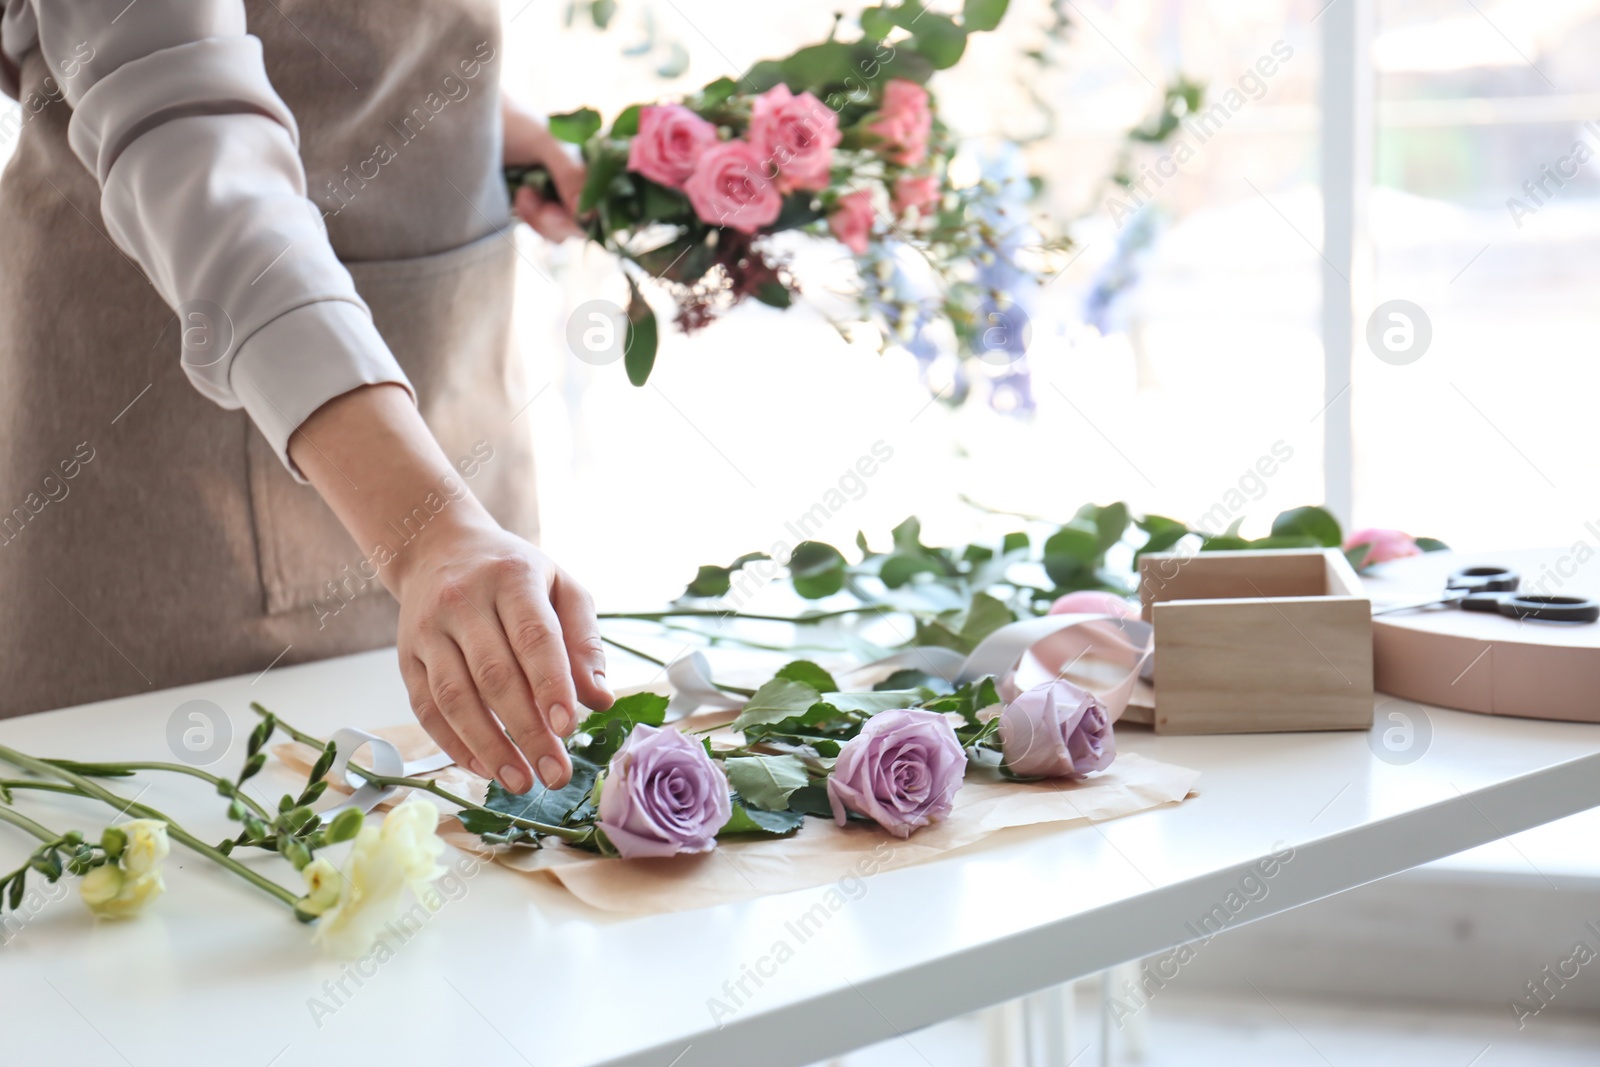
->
[0,748,298,908]
[0,800,63,845]
[246,704,592,845]
[599,636,755,697]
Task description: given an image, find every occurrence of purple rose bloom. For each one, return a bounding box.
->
[827,709,967,838]
[999,679,1115,779]
[597,724,732,859]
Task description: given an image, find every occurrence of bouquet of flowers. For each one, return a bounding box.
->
[510,0,1061,399]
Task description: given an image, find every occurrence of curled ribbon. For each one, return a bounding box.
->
[664,651,746,722]
[318,728,455,822]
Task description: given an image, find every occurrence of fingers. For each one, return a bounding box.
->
[419,636,536,795]
[514,186,582,242]
[399,652,484,778]
[496,575,584,752]
[552,568,612,714]
[442,578,572,791]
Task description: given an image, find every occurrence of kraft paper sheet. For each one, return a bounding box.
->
[276,724,1200,915]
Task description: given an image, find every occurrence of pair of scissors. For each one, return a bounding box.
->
[1372,565,1600,624]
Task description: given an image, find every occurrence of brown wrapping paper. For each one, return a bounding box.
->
[275,725,1200,915]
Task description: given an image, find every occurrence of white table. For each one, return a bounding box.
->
[3,647,1599,1067]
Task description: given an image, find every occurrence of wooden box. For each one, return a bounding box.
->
[1132,548,1374,734]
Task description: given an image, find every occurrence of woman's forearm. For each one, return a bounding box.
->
[289,384,611,792]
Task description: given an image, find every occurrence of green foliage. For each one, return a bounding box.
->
[721,800,806,837]
[789,541,848,599]
[623,275,658,387]
[723,755,810,811]
[774,660,839,693]
[685,552,770,598]
[573,692,669,764]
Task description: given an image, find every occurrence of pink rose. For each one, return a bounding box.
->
[682,140,783,235]
[868,79,932,166]
[827,709,966,838]
[749,84,840,193]
[626,104,719,190]
[891,174,940,217]
[1345,528,1422,567]
[1048,591,1137,619]
[999,679,1115,780]
[829,191,875,255]
[597,724,732,859]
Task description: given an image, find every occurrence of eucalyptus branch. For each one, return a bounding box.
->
[0,746,297,909]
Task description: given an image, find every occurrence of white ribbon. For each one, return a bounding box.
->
[318,728,455,822]
[664,651,747,722]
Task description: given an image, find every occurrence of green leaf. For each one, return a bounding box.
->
[786,783,835,818]
[698,76,738,108]
[1271,506,1343,548]
[1042,526,1100,585]
[781,40,856,89]
[753,282,793,308]
[549,107,603,144]
[1001,531,1029,555]
[577,142,626,214]
[610,103,643,138]
[960,591,1015,645]
[860,6,896,39]
[730,678,823,733]
[723,754,810,811]
[721,800,806,837]
[589,0,617,29]
[1344,544,1372,572]
[874,668,950,693]
[1415,537,1450,553]
[775,660,838,694]
[910,14,967,69]
[656,41,690,79]
[683,551,770,598]
[1085,502,1131,552]
[881,553,940,588]
[962,0,1009,32]
[1135,514,1189,561]
[575,693,670,764]
[482,755,603,829]
[789,541,847,599]
[623,276,658,387]
[815,689,928,715]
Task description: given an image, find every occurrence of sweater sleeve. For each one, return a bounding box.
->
[7,0,415,480]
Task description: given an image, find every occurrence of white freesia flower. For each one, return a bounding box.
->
[80,819,169,920]
[311,798,446,959]
[297,857,344,917]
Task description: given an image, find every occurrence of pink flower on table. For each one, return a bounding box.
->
[682,140,783,234]
[626,104,720,190]
[891,174,940,217]
[999,679,1115,780]
[827,709,966,838]
[829,190,875,255]
[749,84,841,193]
[1345,528,1422,567]
[1048,591,1137,619]
[867,79,932,166]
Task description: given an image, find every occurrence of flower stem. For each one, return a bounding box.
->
[247,704,593,845]
[0,746,297,909]
[599,605,901,623]
[599,636,755,697]
[0,800,61,845]
[60,761,274,820]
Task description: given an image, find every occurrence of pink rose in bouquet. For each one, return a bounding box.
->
[891,173,940,217]
[827,709,966,838]
[626,104,720,190]
[999,679,1115,780]
[829,190,875,255]
[1345,528,1422,566]
[597,724,732,858]
[868,79,932,166]
[682,140,784,235]
[749,84,841,193]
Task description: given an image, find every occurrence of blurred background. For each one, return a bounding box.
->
[485,0,1600,611]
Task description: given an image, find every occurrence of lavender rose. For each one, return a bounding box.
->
[999,679,1115,780]
[597,724,732,859]
[827,709,967,838]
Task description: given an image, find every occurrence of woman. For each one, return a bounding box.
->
[0,0,604,793]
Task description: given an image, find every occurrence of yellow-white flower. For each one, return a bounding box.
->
[80,819,169,920]
[310,798,446,959]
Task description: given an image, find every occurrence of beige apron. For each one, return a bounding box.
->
[0,1,537,716]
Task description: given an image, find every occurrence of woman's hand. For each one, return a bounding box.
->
[390,522,611,794]
[502,95,587,242]
[289,384,612,792]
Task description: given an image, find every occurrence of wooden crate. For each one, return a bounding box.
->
[1134,548,1374,734]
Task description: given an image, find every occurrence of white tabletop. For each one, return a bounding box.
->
[3,647,1599,1067]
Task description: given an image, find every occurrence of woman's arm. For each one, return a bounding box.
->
[292,386,607,793]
